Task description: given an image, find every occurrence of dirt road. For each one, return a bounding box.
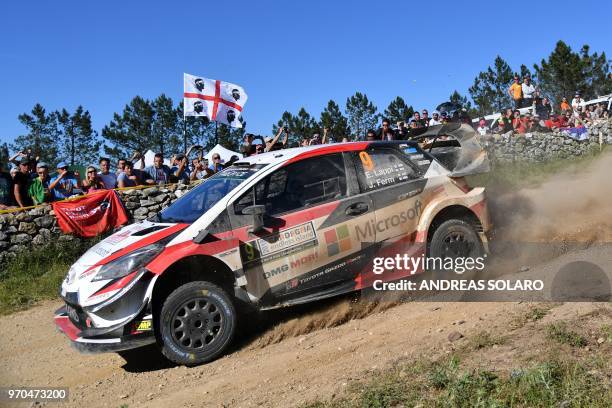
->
[0,298,606,408]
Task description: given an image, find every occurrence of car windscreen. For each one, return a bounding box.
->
[155,165,265,224]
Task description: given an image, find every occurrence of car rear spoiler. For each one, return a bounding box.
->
[410,123,490,177]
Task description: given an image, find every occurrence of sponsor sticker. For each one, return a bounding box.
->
[258,222,317,257]
[324,224,352,256]
[135,320,152,331]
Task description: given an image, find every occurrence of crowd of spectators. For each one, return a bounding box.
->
[2,78,609,210]
[0,149,232,209]
[480,75,610,136]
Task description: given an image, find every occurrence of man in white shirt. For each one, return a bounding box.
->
[571,92,585,110]
[429,112,442,126]
[476,118,488,135]
[521,77,536,108]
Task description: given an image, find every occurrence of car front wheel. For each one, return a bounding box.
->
[158,281,236,366]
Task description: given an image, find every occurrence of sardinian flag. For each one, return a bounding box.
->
[183,73,248,128]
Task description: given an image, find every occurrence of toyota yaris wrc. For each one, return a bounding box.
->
[55,123,491,365]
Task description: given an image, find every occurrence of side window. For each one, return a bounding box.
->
[233,154,347,216]
[353,149,417,192]
[400,145,432,172]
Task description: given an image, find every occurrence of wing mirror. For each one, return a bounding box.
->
[242,205,266,233]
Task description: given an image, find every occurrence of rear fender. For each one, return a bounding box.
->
[415,187,489,244]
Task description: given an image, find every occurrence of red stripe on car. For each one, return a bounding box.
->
[54,315,81,340]
[96,223,189,266]
[90,270,139,298]
[146,238,240,275]
[284,142,371,165]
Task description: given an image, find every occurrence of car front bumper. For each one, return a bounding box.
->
[54,305,156,353]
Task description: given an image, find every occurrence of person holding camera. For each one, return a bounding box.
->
[49,162,82,200]
[241,134,257,156]
[171,154,190,183]
[209,153,224,173]
[190,159,213,181]
[265,126,289,152]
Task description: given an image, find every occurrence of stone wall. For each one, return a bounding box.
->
[484,119,611,163]
[0,183,196,265]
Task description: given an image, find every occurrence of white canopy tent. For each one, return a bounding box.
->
[204,144,243,163]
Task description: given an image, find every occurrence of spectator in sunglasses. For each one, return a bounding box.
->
[421,110,430,127]
[378,118,395,140]
[13,157,34,207]
[209,154,224,173]
[82,166,106,193]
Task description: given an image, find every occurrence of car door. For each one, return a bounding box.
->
[228,153,375,305]
[351,147,426,277]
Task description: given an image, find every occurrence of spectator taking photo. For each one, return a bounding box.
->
[49,162,81,200]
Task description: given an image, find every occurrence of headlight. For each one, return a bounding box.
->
[92,243,165,282]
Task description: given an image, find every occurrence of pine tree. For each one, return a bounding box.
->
[345,92,378,140]
[57,106,101,166]
[319,100,350,142]
[581,45,612,98]
[533,41,583,104]
[533,41,612,103]
[519,64,532,80]
[272,108,318,145]
[449,91,478,118]
[272,111,299,146]
[151,94,180,156]
[384,96,414,124]
[468,56,514,115]
[11,104,60,164]
[102,96,155,161]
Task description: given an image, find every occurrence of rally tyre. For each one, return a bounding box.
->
[158,281,237,366]
[428,218,484,280]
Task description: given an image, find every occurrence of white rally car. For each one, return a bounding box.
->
[55,123,491,365]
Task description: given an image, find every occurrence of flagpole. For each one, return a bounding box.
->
[183,117,188,154]
[215,121,218,146]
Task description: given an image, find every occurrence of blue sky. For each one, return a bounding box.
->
[0,0,610,148]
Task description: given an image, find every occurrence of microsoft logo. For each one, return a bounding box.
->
[324,225,351,256]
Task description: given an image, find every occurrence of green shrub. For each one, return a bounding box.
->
[0,240,94,315]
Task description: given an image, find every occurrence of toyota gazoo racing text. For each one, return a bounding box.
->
[55,123,492,365]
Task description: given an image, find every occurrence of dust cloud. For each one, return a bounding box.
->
[250,153,612,342]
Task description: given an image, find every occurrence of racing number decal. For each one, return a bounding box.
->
[240,241,260,264]
[359,151,374,171]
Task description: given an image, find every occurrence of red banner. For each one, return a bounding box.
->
[52,190,129,238]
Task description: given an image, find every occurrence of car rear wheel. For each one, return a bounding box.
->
[158,281,236,366]
[428,218,484,279]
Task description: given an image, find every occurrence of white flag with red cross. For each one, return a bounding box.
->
[183,73,248,128]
